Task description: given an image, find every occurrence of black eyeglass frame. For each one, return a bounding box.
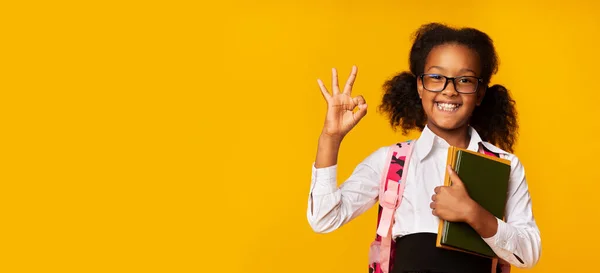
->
[419,73,484,94]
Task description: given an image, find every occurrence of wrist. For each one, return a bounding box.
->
[319,132,343,146]
[315,133,343,168]
[464,200,499,238]
[464,199,480,225]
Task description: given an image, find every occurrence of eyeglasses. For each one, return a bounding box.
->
[419,74,483,94]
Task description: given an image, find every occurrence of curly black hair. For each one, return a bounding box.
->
[379,23,518,152]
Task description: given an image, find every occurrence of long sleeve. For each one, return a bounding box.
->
[483,156,541,269]
[307,147,387,233]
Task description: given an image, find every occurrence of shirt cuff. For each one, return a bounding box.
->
[482,217,516,253]
[310,163,338,195]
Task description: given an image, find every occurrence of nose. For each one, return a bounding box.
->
[442,79,459,96]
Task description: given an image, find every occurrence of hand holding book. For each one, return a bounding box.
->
[431,165,499,239]
[430,165,478,223]
[435,146,511,258]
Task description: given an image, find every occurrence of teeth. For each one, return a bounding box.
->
[436,103,460,112]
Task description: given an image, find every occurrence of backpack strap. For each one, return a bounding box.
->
[377,141,414,236]
[478,143,500,158]
[371,140,414,273]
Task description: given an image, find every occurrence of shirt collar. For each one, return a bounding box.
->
[414,125,437,161]
[467,126,483,152]
[414,125,506,161]
[468,127,510,155]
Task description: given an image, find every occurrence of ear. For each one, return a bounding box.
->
[476,85,487,106]
[417,76,424,99]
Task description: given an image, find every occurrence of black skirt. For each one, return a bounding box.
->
[391,233,501,273]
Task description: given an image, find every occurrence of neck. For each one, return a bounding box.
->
[427,123,470,149]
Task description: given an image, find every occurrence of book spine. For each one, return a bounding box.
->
[454,152,463,185]
[437,146,457,247]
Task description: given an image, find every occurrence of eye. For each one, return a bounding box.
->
[426,74,444,81]
[458,77,477,84]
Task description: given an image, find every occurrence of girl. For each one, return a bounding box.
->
[307,23,541,273]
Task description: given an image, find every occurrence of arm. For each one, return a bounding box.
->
[307,146,385,233]
[432,160,541,268]
[477,158,541,268]
[308,65,378,233]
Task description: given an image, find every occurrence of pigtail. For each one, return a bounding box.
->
[379,72,426,135]
[471,84,518,153]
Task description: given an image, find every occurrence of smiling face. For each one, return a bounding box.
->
[417,43,486,134]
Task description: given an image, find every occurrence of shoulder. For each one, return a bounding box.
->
[363,141,414,169]
[379,140,415,156]
[480,141,525,177]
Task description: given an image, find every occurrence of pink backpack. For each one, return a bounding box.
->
[368,141,506,273]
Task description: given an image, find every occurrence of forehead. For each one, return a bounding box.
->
[425,43,481,74]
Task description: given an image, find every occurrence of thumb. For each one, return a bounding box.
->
[446,165,464,187]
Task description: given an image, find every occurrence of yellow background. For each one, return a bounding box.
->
[2,1,599,272]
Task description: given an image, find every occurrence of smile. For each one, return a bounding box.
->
[436,102,462,112]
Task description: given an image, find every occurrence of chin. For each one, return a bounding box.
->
[429,118,468,131]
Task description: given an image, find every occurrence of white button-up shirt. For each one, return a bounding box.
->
[307,126,541,269]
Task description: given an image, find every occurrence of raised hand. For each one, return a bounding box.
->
[317,65,367,141]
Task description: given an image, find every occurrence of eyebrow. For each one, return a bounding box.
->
[426,66,446,72]
[426,66,478,75]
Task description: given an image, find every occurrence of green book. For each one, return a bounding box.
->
[436,146,511,258]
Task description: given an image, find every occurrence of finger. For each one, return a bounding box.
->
[317,79,331,102]
[332,68,341,94]
[447,165,464,187]
[431,194,436,201]
[434,186,441,194]
[430,201,436,209]
[352,95,367,120]
[343,65,358,95]
[353,95,366,106]
[352,103,368,123]
[432,208,438,216]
